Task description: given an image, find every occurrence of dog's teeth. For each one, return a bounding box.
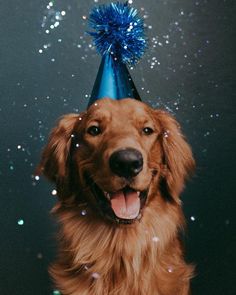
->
[104,192,110,200]
[137,213,142,220]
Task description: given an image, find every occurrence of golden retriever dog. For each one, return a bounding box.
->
[37,98,195,295]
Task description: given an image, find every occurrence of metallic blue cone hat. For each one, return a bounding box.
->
[87,1,147,108]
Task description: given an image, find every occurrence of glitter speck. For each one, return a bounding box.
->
[152,236,160,243]
[204,131,210,137]
[51,189,57,196]
[35,175,40,181]
[39,49,43,54]
[81,209,87,216]
[53,291,61,295]
[167,266,173,273]
[91,272,100,279]
[37,253,43,259]
[163,131,169,138]
[61,11,66,16]
[17,145,21,150]
[18,219,24,226]
[76,143,80,148]
[190,216,196,221]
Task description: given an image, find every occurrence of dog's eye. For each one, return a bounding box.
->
[143,127,154,135]
[87,126,101,136]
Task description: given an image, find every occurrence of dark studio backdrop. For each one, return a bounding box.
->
[0,0,235,294]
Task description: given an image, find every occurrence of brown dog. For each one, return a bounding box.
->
[38,98,195,295]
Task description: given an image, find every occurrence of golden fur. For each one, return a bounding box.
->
[37,98,195,295]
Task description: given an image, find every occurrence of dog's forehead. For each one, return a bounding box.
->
[87,98,152,120]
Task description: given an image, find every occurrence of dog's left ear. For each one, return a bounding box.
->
[154,110,195,201]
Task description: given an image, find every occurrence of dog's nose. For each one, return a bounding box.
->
[109,148,143,178]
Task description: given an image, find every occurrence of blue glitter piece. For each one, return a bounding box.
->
[88,1,147,65]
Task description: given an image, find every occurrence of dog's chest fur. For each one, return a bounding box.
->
[49,200,193,295]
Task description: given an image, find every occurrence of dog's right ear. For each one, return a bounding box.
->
[36,113,83,184]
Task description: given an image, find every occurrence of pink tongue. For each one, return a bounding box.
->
[110,190,140,220]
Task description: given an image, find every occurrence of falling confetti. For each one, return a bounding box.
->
[91,272,100,279]
[81,210,87,216]
[17,219,24,226]
[152,236,160,243]
[37,253,43,259]
[39,1,67,56]
[35,175,40,181]
[51,189,57,196]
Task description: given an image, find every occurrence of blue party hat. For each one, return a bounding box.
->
[87,2,147,108]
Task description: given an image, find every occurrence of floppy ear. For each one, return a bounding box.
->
[155,110,195,201]
[36,113,82,187]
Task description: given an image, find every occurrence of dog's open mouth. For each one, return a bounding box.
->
[85,175,148,224]
[106,187,142,220]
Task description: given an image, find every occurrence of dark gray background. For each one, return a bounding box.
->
[0,0,235,294]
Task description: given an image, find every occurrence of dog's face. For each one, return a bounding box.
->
[38,98,194,224]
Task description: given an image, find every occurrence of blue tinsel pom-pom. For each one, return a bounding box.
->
[88,2,147,65]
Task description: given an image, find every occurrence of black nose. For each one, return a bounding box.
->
[109,148,143,178]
